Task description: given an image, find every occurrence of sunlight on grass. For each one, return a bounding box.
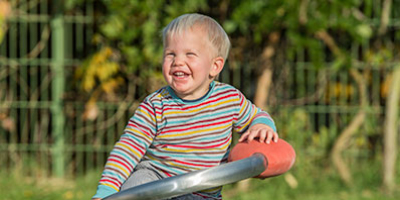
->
[0,170,101,200]
[1,164,399,200]
[222,165,400,200]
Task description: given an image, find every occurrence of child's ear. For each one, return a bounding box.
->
[210,57,224,77]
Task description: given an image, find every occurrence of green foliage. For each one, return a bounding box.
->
[72,0,395,98]
[75,46,124,96]
[0,0,11,45]
[2,1,399,198]
[65,0,399,193]
[275,108,314,148]
[73,0,211,99]
[93,0,207,73]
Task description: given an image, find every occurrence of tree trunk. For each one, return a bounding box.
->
[254,67,273,108]
[330,69,368,185]
[237,32,280,191]
[378,0,392,35]
[331,110,365,185]
[382,65,400,193]
[315,30,370,185]
[253,32,280,109]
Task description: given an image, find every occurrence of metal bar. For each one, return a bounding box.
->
[0,58,81,66]
[0,100,134,109]
[76,106,84,175]
[29,2,39,171]
[297,49,306,99]
[0,143,51,151]
[39,0,50,175]
[96,110,106,168]
[0,101,53,108]
[242,61,252,97]
[105,108,115,163]
[75,17,84,57]
[85,119,94,172]
[9,16,18,167]
[65,20,72,59]
[50,0,65,177]
[105,154,267,200]
[20,74,30,174]
[7,15,93,23]
[19,16,29,146]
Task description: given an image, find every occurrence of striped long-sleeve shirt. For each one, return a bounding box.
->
[93,81,276,199]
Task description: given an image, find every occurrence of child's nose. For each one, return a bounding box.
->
[172,55,185,66]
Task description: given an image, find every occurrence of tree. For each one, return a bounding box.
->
[70,0,399,191]
[383,65,400,193]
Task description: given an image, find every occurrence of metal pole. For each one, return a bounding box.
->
[104,154,267,200]
[50,1,65,177]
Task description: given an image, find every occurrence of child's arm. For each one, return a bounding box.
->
[93,99,157,199]
[233,90,278,143]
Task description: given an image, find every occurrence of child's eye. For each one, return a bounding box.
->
[187,52,196,56]
[165,52,175,57]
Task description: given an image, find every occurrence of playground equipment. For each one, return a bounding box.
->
[104,139,296,200]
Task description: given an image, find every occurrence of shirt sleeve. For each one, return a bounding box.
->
[93,99,157,199]
[233,90,276,133]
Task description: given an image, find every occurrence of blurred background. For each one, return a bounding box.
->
[0,0,400,199]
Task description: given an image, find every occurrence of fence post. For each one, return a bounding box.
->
[50,1,65,177]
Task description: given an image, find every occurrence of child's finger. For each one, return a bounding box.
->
[247,130,256,142]
[238,131,250,142]
[258,130,267,143]
[266,130,274,144]
[273,132,279,142]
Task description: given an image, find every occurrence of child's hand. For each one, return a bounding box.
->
[238,124,278,144]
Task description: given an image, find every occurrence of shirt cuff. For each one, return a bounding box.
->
[92,184,118,199]
[251,118,277,132]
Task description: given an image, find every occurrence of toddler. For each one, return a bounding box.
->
[93,13,278,200]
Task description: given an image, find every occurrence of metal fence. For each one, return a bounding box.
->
[0,0,399,178]
[0,0,105,177]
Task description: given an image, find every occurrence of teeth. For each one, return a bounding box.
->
[174,72,185,76]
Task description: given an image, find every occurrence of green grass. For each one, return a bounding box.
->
[222,174,399,200]
[0,170,101,200]
[222,160,400,200]
[1,163,399,200]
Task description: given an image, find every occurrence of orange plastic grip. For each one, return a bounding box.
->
[228,139,296,178]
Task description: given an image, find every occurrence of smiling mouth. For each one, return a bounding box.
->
[173,72,189,78]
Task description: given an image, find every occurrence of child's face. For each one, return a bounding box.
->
[162,26,224,100]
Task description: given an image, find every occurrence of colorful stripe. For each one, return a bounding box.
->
[95,81,276,199]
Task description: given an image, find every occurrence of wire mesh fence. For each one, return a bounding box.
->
[0,0,399,178]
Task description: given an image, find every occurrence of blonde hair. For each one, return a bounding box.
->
[162,13,231,60]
